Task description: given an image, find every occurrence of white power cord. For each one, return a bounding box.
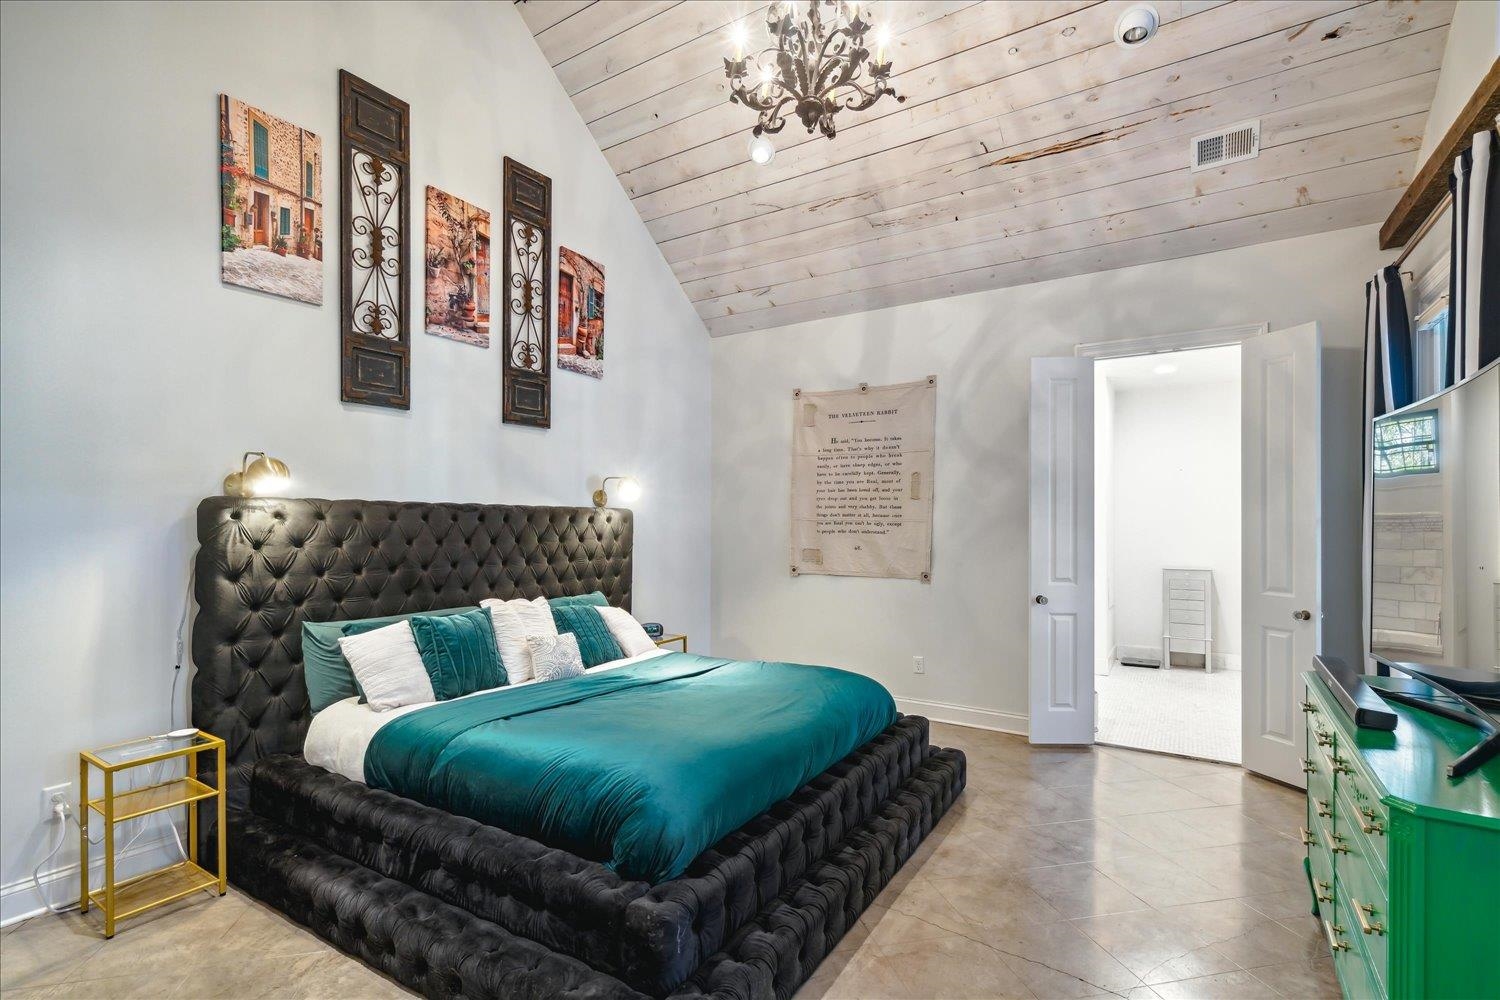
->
[30,562,197,915]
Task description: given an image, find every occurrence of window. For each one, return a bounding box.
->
[1373,410,1438,477]
[279,207,292,236]
[1410,257,1450,399]
[304,161,314,198]
[252,120,270,180]
[1412,310,1449,400]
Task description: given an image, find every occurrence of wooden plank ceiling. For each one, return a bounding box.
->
[520,0,1453,335]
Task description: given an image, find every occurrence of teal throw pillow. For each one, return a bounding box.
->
[301,606,474,712]
[409,608,505,700]
[551,603,623,668]
[548,592,609,609]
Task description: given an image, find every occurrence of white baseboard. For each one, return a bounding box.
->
[1117,644,1241,671]
[896,697,1028,736]
[1,830,183,927]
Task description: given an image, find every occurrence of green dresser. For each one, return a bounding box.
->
[1302,671,1500,999]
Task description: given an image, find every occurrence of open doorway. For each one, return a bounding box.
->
[1093,345,1243,764]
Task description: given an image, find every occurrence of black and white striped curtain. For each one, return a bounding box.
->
[1449,125,1500,380]
[1361,266,1412,663]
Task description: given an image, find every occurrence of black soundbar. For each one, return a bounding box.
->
[1313,655,1397,731]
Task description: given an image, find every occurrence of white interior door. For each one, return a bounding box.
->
[1029,357,1095,744]
[1242,323,1321,786]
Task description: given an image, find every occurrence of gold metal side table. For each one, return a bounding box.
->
[654,633,688,652]
[79,730,227,937]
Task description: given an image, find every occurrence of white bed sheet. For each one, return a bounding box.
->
[303,647,671,783]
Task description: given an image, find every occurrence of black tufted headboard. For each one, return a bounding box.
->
[190,497,632,777]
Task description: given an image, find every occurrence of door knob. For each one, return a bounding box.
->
[1293,609,1312,621]
[1034,595,1049,605]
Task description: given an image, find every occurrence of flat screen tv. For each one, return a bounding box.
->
[1369,360,1499,673]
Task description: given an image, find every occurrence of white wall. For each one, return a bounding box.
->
[711,225,1385,732]
[1417,1,1500,163]
[0,1,711,919]
[1107,379,1242,667]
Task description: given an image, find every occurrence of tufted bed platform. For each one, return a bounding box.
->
[191,497,965,999]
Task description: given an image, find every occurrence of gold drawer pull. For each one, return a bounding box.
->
[1324,918,1350,952]
[1314,799,1333,818]
[1315,731,1335,747]
[1331,755,1355,776]
[1320,826,1350,855]
[1353,899,1386,936]
[1315,879,1334,904]
[1301,758,1318,774]
[1300,826,1317,847]
[1301,700,1319,714]
[1359,807,1385,836]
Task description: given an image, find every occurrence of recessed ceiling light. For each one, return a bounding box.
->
[1115,4,1159,47]
[1153,362,1178,375]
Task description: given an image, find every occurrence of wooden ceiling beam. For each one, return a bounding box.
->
[1379,55,1500,249]
[705,189,1397,335]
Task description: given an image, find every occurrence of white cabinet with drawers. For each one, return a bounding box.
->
[1162,567,1214,672]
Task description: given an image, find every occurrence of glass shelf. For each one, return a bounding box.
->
[82,732,216,771]
[88,775,218,822]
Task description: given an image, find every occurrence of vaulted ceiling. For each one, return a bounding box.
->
[520,1,1452,335]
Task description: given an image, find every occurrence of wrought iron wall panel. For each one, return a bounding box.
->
[339,70,411,409]
[502,158,551,428]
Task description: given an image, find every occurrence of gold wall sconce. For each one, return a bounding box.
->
[223,452,291,497]
[593,476,641,508]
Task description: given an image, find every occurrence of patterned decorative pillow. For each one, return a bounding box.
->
[527,633,585,683]
[481,596,556,683]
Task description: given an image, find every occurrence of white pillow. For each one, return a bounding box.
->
[336,620,434,712]
[481,596,557,682]
[528,633,585,682]
[597,606,658,658]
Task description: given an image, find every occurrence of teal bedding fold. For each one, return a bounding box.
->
[362,653,897,882]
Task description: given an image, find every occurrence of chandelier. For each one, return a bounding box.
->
[725,1,904,143]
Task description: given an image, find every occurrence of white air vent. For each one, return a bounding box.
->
[1190,120,1259,172]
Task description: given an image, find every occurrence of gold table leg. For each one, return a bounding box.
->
[102,770,115,938]
[216,743,227,894]
[78,757,89,913]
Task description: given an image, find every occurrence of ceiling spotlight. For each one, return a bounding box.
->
[1153,362,1178,375]
[1114,4,1159,47]
[748,134,775,165]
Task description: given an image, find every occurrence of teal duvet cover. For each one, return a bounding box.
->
[363,653,897,882]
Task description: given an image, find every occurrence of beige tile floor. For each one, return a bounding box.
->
[0,724,1334,1000]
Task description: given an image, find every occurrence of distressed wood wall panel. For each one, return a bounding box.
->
[339,69,411,407]
[502,157,552,427]
[520,0,1455,335]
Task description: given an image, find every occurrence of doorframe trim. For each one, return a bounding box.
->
[1074,323,1268,360]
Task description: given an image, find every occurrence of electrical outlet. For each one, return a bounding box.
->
[913,656,925,675]
[42,783,72,823]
